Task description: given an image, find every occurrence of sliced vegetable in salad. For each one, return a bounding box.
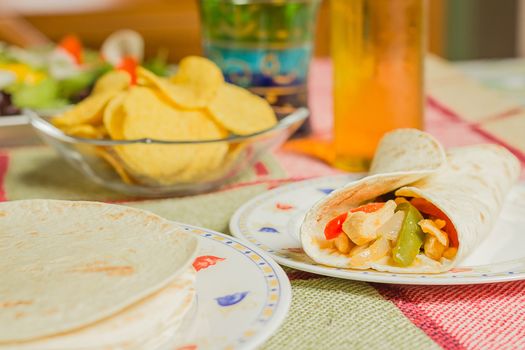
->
[0,37,109,112]
[0,29,170,115]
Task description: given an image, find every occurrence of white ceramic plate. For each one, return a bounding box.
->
[230,174,525,285]
[0,106,69,127]
[168,223,291,350]
[0,115,28,126]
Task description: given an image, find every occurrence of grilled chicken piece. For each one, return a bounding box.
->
[342,200,397,246]
[419,219,449,260]
[423,235,446,260]
[419,219,448,246]
[334,232,353,254]
[349,237,391,266]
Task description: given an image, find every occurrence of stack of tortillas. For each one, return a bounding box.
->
[0,200,199,349]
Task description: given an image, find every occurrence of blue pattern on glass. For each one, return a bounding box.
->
[318,188,335,195]
[204,45,311,88]
[215,291,249,307]
[259,227,279,233]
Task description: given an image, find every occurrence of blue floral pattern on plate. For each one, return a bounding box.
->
[259,227,279,233]
[215,291,250,307]
[318,188,335,195]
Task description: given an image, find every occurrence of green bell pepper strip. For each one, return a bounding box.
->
[392,202,425,267]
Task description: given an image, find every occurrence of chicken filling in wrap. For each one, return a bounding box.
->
[322,196,459,267]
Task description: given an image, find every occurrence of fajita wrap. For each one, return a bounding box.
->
[301,129,520,273]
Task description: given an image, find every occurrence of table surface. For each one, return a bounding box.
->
[1,58,524,350]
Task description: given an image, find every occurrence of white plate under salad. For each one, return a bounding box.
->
[230,174,525,285]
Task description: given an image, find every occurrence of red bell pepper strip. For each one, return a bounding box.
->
[323,202,385,240]
[410,198,459,247]
[117,56,138,85]
[59,35,83,65]
[351,202,385,214]
[324,212,348,240]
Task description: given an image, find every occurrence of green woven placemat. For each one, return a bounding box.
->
[4,146,285,202]
[262,277,437,350]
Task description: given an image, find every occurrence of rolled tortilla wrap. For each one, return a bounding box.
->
[301,129,520,273]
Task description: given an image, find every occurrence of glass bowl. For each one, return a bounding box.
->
[27,108,308,197]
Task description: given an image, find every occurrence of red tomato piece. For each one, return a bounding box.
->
[324,212,348,240]
[117,56,138,85]
[323,202,385,240]
[410,198,459,247]
[59,35,83,64]
[350,202,385,213]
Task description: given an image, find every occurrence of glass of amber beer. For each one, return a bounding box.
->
[331,0,424,171]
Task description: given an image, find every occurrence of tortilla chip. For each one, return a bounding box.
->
[92,70,131,95]
[95,148,134,184]
[168,55,224,107]
[137,57,223,109]
[62,124,106,139]
[53,90,118,127]
[103,91,128,140]
[115,87,228,183]
[208,83,277,135]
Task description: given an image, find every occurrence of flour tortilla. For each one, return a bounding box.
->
[1,268,196,350]
[301,129,520,273]
[0,200,199,343]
